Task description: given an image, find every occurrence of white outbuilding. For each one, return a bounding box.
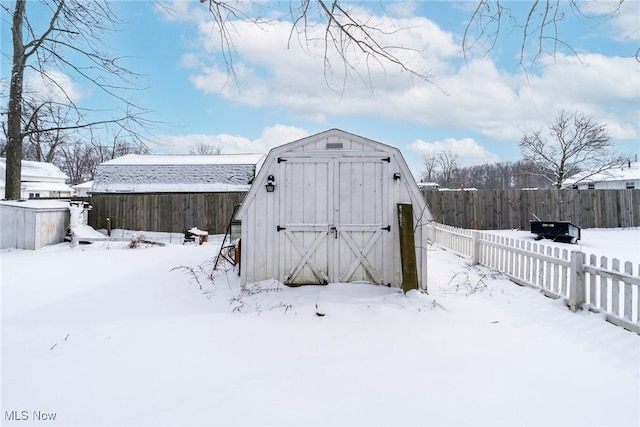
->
[0,200,70,249]
[563,160,640,190]
[0,158,74,199]
[235,129,433,289]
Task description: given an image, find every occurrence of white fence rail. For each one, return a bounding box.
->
[427,223,640,334]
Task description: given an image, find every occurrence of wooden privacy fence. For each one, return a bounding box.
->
[86,192,247,235]
[427,223,640,334]
[81,189,638,235]
[423,189,640,230]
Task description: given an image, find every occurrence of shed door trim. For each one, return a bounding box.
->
[336,228,384,284]
[282,228,330,285]
[278,156,390,285]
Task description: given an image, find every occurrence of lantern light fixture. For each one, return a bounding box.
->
[265,175,275,192]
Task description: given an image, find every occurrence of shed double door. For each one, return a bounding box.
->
[277,153,391,285]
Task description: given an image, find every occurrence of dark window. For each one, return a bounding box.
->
[626,181,635,189]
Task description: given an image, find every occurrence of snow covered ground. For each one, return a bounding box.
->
[490,227,640,263]
[1,229,638,426]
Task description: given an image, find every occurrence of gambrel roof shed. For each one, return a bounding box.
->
[235,129,433,289]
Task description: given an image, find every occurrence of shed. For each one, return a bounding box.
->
[235,129,433,289]
[0,200,70,250]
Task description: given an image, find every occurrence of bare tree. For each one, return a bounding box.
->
[511,159,552,189]
[520,111,625,189]
[90,135,148,165]
[58,139,93,185]
[420,152,439,183]
[3,0,150,199]
[418,150,459,188]
[190,142,223,155]
[199,0,638,90]
[198,0,435,90]
[56,134,147,185]
[423,159,552,190]
[20,98,71,163]
[462,1,636,69]
[1,97,69,162]
[437,151,459,188]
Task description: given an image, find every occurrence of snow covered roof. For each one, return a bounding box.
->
[92,153,265,193]
[564,161,640,186]
[0,199,70,210]
[0,158,68,182]
[72,180,94,190]
[21,181,74,193]
[417,182,440,189]
[101,153,265,166]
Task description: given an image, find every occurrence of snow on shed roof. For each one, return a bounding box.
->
[92,154,265,193]
[101,153,265,166]
[0,199,70,210]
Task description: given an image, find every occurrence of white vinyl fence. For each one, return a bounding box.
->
[427,223,640,334]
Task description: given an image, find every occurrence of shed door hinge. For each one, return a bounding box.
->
[277,225,287,232]
[277,157,287,163]
[381,225,391,231]
[382,157,391,162]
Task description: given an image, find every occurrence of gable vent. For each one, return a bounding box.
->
[325,142,343,149]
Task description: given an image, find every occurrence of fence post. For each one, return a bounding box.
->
[471,231,480,266]
[568,251,586,312]
[398,204,418,293]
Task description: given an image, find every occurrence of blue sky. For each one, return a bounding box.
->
[3,0,639,179]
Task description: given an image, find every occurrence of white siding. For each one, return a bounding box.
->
[576,179,640,190]
[1,204,69,250]
[237,129,433,289]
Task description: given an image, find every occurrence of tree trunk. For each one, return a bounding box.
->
[5,0,26,200]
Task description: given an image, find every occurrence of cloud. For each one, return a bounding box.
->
[186,7,459,95]
[184,7,638,143]
[167,1,639,155]
[516,53,640,140]
[25,70,85,103]
[582,0,640,41]
[408,137,500,167]
[153,133,253,154]
[253,124,309,151]
[153,124,308,154]
[154,1,208,23]
[385,1,420,18]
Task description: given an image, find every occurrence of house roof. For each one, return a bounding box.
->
[563,161,640,186]
[92,153,265,193]
[0,158,69,182]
